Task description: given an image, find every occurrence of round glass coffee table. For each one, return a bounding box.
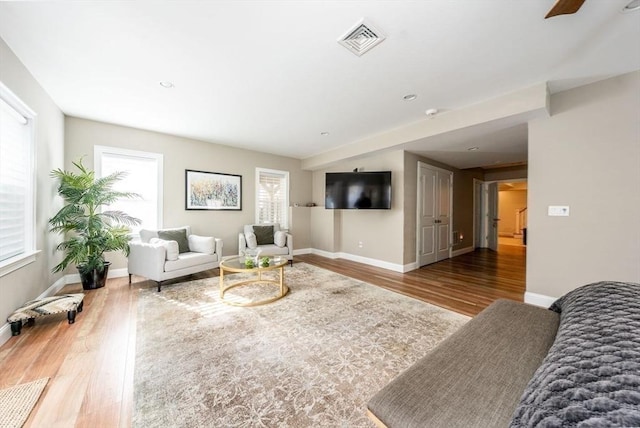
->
[219,256,289,306]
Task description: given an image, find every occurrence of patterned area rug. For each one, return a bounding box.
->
[133,263,469,427]
[0,377,48,428]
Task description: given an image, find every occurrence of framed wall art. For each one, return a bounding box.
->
[185,169,242,210]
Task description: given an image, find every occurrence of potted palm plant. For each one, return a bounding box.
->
[49,158,141,290]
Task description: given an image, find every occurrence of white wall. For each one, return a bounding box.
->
[0,38,65,337]
[527,71,640,299]
[65,117,313,270]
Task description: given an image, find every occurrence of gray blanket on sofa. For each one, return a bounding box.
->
[510,281,640,427]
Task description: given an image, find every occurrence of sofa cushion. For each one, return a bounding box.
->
[244,223,280,236]
[245,232,258,249]
[164,252,218,272]
[149,238,179,261]
[188,234,215,254]
[368,299,560,428]
[274,230,287,247]
[158,228,189,253]
[140,226,191,243]
[252,244,289,256]
[253,225,274,245]
[139,229,158,243]
[510,281,640,428]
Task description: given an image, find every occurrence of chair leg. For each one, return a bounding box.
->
[157,281,162,292]
[289,259,293,267]
[128,273,132,284]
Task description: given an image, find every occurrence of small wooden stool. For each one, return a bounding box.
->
[7,293,85,336]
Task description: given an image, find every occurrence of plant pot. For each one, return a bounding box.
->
[78,262,111,290]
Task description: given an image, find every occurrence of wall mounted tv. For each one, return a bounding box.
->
[325,171,392,209]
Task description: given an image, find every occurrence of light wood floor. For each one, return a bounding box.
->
[0,246,524,427]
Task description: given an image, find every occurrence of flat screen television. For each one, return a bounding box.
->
[325,171,392,209]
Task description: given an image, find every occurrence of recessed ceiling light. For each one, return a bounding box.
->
[320,132,330,136]
[425,108,438,117]
[467,147,480,151]
[159,81,174,88]
[622,0,640,12]
[403,94,417,101]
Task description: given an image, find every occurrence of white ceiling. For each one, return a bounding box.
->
[1,1,638,169]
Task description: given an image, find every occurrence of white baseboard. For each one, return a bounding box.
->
[64,267,129,285]
[335,252,406,273]
[402,261,419,273]
[524,291,557,308]
[310,249,339,259]
[0,275,67,347]
[293,248,312,255]
[308,249,409,273]
[0,323,12,346]
[452,246,474,257]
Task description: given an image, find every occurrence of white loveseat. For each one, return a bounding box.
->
[238,223,293,266]
[128,226,223,291]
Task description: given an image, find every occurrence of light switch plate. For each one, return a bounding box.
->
[548,205,570,216]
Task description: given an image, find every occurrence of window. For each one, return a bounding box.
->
[255,168,289,229]
[0,81,36,277]
[94,146,163,234]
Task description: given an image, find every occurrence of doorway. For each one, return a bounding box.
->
[497,181,528,247]
[475,179,527,251]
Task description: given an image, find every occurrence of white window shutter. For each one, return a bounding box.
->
[256,168,289,229]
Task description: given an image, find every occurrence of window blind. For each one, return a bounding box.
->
[256,169,289,228]
[0,97,31,262]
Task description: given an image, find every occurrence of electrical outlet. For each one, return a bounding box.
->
[358,241,363,248]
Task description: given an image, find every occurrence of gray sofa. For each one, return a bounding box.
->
[368,281,640,428]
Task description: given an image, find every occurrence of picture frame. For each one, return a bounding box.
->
[185,169,242,210]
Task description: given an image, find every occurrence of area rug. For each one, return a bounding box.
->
[0,377,48,428]
[133,263,469,427]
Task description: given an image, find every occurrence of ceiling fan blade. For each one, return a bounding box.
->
[545,0,587,18]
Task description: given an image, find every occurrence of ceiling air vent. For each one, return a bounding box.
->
[338,19,386,57]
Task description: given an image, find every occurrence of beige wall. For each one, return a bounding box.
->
[311,151,406,266]
[484,165,528,181]
[0,38,65,327]
[309,150,481,267]
[498,190,527,236]
[527,71,640,298]
[65,117,312,270]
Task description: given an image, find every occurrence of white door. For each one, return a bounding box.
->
[436,171,452,261]
[418,164,437,266]
[487,182,499,251]
[473,179,484,248]
[417,162,452,267]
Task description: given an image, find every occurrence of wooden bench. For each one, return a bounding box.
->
[7,294,85,336]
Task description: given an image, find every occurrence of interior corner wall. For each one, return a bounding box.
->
[64,117,312,269]
[0,38,65,328]
[310,151,405,266]
[527,70,640,299]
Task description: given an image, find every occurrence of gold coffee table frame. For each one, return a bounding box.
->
[219,256,289,306]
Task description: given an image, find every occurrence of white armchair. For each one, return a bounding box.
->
[128,226,223,291]
[238,223,293,266]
